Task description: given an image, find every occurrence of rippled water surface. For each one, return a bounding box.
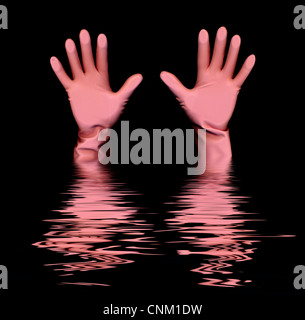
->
[32,161,295,289]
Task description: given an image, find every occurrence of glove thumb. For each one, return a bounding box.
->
[117,74,143,102]
[160,71,188,101]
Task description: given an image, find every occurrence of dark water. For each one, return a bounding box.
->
[32,162,295,289]
[5,160,303,319]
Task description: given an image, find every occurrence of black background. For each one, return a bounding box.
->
[1,1,304,319]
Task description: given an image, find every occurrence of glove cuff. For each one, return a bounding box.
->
[74,126,104,161]
[193,123,232,173]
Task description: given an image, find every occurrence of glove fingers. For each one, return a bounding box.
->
[65,39,83,79]
[79,29,95,73]
[50,56,72,90]
[210,26,227,71]
[223,35,241,78]
[96,34,109,77]
[197,29,210,79]
[160,71,188,101]
[233,54,256,88]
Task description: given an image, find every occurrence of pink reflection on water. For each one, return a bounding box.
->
[33,160,159,285]
[60,282,110,287]
[165,171,294,287]
[33,161,295,288]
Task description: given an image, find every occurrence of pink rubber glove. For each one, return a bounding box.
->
[161,27,255,172]
[50,29,143,161]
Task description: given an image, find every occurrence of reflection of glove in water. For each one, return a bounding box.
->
[161,27,255,171]
[50,29,142,160]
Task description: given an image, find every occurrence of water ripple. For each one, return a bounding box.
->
[164,172,294,287]
[33,163,295,287]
